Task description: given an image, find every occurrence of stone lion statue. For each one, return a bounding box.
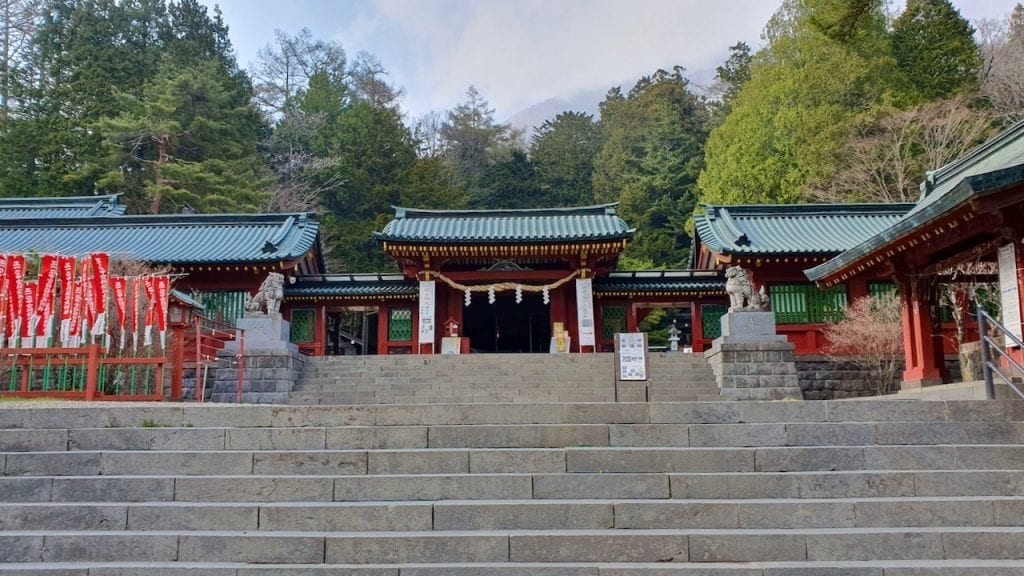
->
[725,266,770,312]
[245,272,285,315]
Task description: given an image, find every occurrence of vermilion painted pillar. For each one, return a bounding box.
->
[377,306,389,356]
[690,303,704,353]
[626,302,638,333]
[848,278,869,302]
[902,279,942,388]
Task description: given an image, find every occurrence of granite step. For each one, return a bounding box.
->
[3,401,1021,429]
[5,527,1024,563]
[8,560,1024,576]
[1,496,1021,532]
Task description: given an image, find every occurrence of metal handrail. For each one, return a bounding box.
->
[976,302,1024,401]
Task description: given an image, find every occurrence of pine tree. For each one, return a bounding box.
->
[892,0,980,101]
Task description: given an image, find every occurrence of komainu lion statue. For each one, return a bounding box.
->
[725,266,770,312]
[245,272,285,315]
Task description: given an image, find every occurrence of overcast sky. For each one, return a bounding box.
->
[202,0,1021,122]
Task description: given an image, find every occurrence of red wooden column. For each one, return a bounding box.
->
[376,306,389,356]
[901,278,943,388]
[690,302,704,353]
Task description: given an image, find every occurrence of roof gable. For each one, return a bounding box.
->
[694,203,913,258]
[0,213,321,267]
[0,194,126,218]
[374,203,635,245]
[807,119,1024,282]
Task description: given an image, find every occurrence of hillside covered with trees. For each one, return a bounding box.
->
[1,0,1022,271]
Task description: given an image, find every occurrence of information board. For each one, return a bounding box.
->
[418,280,435,348]
[576,278,596,348]
[615,332,648,381]
[998,243,1022,341]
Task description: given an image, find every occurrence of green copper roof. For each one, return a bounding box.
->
[0,213,320,266]
[374,204,634,245]
[286,274,417,298]
[0,194,126,218]
[594,270,726,294]
[694,203,913,258]
[807,119,1024,282]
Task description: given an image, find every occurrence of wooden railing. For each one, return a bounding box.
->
[0,344,166,401]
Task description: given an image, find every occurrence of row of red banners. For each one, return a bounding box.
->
[0,253,170,349]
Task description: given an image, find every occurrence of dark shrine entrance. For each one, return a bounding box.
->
[464,294,551,353]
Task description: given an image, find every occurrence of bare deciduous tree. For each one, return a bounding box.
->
[0,0,40,120]
[977,6,1024,123]
[824,293,904,395]
[811,97,993,203]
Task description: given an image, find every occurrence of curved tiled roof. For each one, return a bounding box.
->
[374,204,634,245]
[0,213,320,265]
[595,270,726,295]
[0,194,126,218]
[286,274,417,298]
[808,119,1024,282]
[694,203,913,258]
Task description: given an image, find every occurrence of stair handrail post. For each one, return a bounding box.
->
[977,298,995,400]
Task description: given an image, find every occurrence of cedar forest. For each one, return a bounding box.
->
[1,0,1023,272]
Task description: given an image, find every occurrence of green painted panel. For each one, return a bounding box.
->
[388,308,413,342]
[770,284,847,325]
[196,291,248,326]
[701,304,727,339]
[868,282,898,299]
[600,305,626,339]
[289,309,316,343]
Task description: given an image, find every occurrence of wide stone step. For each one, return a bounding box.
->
[8,560,1024,575]
[2,496,1021,532]
[3,401,1021,429]
[8,444,1024,479]
[8,419,1024,453]
[5,527,1024,563]
[6,468,1024,504]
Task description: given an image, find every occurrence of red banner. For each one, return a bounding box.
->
[35,255,58,343]
[6,255,25,343]
[131,276,141,350]
[58,256,76,346]
[143,276,155,346]
[0,255,8,346]
[69,279,84,345]
[89,253,110,338]
[155,276,170,349]
[79,257,92,338]
[111,277,128,349]
[21,281,35,347]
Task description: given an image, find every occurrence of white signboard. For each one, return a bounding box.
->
[576,278,596,348]
[998,243,1022,341]
[418,280,436,348]
[616,332,648,381]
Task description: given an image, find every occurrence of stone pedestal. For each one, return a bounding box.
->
[706,311,802,401]
[719,311,788,344]
[226,313,297,354]
[216,312,302,403]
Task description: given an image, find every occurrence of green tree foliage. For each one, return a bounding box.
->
[0,0,260,211]
[530,111,603,207]
[699,0,899,206]
[892,0,980,101]
[440,85,521,207]
[708,42,752,126]
[96,59,269,213]
[593,68,708,268]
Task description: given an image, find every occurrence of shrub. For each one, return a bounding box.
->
[824,293,904,395]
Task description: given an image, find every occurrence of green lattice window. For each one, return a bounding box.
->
[289,309,316,343]
[388,308,413,342]
[600,305,626,339]
[701,304,728,339]
[771,284,847,325]
[868,282,898,299]
[196,291,247,326]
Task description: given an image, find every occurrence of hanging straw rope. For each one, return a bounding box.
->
[433,269,581,293]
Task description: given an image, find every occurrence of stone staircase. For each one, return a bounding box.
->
[3,400,1024,574]
[289,353,722,405]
